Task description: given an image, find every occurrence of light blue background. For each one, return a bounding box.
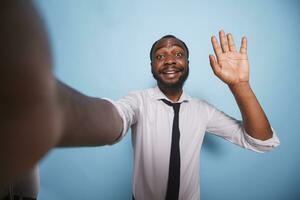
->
[34,0,300,199]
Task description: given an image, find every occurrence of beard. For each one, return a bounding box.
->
[151,66,189,90]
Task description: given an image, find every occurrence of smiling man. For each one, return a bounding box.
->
[108,33,280,200]
[1,1,280,199]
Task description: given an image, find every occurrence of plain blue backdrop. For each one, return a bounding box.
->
[34,0,299,199]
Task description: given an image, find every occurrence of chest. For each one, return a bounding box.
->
[134,101,208,149]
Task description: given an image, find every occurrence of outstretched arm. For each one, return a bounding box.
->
[56,81,123,147]
[209,30,273,141]
[0,0,122,188]
[0,0,61,188]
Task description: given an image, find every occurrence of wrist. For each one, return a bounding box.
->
[229,82,251,95]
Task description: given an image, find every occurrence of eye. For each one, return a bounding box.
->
[175,52,183,57]
[156,54,165,60]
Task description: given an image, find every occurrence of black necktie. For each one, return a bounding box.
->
[162,99,181,200]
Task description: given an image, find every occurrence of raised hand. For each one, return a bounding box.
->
[209,30,249,86]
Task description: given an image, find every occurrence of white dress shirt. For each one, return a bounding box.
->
[108,87,280,200]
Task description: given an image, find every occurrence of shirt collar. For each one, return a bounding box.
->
[151,86,191,103]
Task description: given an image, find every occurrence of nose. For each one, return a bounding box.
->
[164,55,176,65]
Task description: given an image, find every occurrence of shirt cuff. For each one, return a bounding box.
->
[243,127,280,153]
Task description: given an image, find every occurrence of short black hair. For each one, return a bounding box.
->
[150,35,189,61]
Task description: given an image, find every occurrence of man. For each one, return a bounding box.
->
[107,33,280,199]
[0,1,279,200]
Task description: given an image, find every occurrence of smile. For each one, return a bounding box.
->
[160,68,183,79]
[160,67,183,75]
[164,70,179,74]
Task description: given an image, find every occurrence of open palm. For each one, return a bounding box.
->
[209,30,249,85]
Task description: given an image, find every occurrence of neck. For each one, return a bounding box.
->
[158,83,183,102]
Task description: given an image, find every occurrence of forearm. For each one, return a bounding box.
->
[229,82,273,140]
[56,81,123,146]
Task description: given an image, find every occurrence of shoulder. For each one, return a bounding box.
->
[123,88,152,99]
[185,94,217,113]
[115,88,154,106]
[125,87,158,100]
[186,94,211,107]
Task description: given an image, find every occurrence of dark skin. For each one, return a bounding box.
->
[151,35,273,141]
[151,38,189,102]
[0,0,273,190]
[0,0,122,188]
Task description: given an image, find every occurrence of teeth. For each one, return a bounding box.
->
[164,69,178,74]
[166,71,176,74]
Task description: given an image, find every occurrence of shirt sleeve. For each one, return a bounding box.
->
[103,92,140,143]
[204,101,280,153]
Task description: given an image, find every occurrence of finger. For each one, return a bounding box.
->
[209,54,221,77]
[211,36,222,59]
[239,36,247,54]
[227,33,237,52]
[219,30,229,53]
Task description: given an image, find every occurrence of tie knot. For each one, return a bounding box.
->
[161,99,181,113]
